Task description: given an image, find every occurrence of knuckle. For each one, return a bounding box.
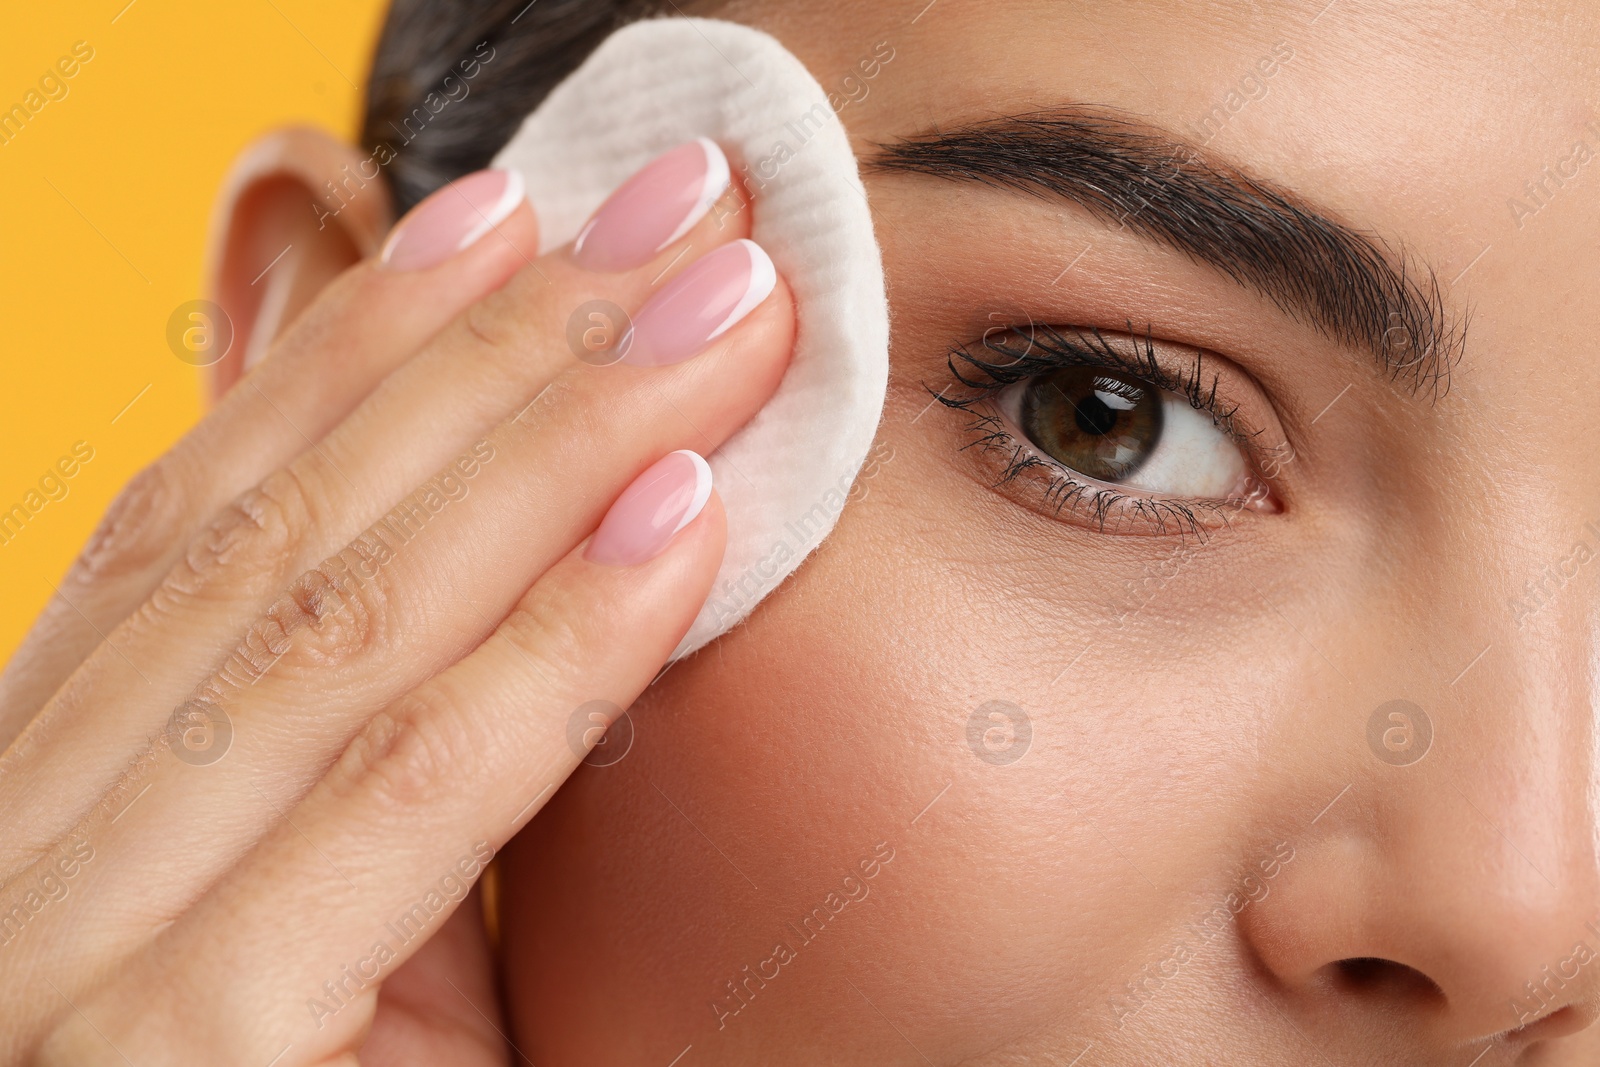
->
[284,557,392,665]
[219,551,392,686]
[158,466,321,606]
[461,283,528,360]
[352,696,481,810]
[457,269,561,378]
[75,459,187,582]
[321,707,404,800]
[500,583,596,678]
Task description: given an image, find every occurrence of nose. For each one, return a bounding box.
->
[1238,662,1600,1047]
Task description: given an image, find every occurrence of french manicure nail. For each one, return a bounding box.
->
[619,240,776,367]
[572,138,731,273]
[586,451,713,566]
[379,168,525,272]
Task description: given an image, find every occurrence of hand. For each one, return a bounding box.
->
[0,145,792,1065]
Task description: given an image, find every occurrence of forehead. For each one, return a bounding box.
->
[740,0,1594,211]
[729,0,1600,393]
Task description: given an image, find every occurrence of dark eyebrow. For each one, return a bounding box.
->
[869,107,1466,395]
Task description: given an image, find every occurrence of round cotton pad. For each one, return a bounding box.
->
[492,17,890,659]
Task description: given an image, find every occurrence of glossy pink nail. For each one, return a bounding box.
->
[619,240,776,367]
[572,139,731,273]
[379,168,525,272]
[586,451,713,566]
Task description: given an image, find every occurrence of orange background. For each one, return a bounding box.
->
[0,0,389,662]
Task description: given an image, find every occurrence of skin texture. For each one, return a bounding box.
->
[498,1,1600,1064]
[2,1,1595,1064]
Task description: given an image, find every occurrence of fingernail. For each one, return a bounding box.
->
[619,240,776,367]
[380,168,525,272]
[586,451,713,566]
[572,138,731,272]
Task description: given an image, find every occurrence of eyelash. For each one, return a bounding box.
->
[934,323,1272,537]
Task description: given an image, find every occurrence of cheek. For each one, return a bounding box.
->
[501,190,1396,1043]
[500,392,1327,1057]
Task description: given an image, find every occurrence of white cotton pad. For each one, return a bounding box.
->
[492,17,890,659]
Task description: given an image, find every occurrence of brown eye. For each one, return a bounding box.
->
[1018,367,1165,482]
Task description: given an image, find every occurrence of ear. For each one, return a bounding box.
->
[203,126,395,401]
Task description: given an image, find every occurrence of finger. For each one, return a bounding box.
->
[36,475,726,1065]
[0,151,756,860]
[11,243,788,944]
[0,171,539,741]
[253,140,753,564]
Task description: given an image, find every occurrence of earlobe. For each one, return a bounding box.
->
[203,126,394,402]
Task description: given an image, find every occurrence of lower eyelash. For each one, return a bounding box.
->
[947,399,1227,538]
[933,323,1280,537]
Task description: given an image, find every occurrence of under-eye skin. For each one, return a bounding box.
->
[938,324,1287,537]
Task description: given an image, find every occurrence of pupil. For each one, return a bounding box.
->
[1074,395,1119,437]
[1017,366,1164,483]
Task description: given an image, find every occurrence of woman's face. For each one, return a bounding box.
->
[502,1,1600,1061]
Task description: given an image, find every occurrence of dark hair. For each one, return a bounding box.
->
[362,0,661,214]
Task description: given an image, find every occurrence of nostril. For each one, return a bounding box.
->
[1331,957,1446,1003]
